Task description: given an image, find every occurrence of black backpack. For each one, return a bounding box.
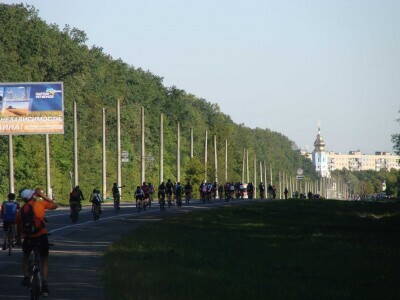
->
[20,203,44,235]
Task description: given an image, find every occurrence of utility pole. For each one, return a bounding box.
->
[279,171,282,199]
[204,130,208,181]
[73,101,78,187]
[141,106,145,184]
[254,155,257,198]
[264,161,267,187]
[242,148,245,183]
[246,149,249,184]
[102,108,107,197]
[259,161,263,183]
[117,99,122,196]
[177,122,181,182]
[214,135,218,186]
[225,139,228,182]
[160,113,164,184]
[270,165,273,186]
[8,135,14,193]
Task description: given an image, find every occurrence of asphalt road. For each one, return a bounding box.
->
[0,198,259,299]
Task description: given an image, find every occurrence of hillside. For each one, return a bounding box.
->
[0,4,315,201]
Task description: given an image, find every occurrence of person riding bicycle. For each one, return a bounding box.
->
[1,193,19,250]
[112,183,123,209]
[247,182,254,199]
[218,184,224,201]
[69,186,84,219]
[165,179,174,200]
[90,189,103,213]
[158,182,166,208]
[259,182,265,199]
[135,186,145,209]
[148,183,154,207]
[184,182,192,204]
[175,182,183,207]
[19,188,57,297]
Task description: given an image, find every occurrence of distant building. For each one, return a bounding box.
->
[301,128,400,177]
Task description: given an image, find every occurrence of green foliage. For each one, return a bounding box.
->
[392,110,400,155]
[0,4,315,203]
[332,169,400,197]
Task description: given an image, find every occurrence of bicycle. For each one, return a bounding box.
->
[167,193,173,208]
[28,243,42,300]
[113,194,120,211]
[185,192,191,205]
[92,202,101,221]
[176,195,182,208]
[70,203,80,223]
[136,198,144,212]
[5,224,16,256]
[158,193,166,211]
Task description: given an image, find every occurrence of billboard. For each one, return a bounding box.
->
[0,82,64,135]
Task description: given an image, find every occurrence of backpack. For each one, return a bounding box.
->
[20,203,44,235]
[3,201,18,222]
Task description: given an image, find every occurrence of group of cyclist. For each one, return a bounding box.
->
[1,188,57,297]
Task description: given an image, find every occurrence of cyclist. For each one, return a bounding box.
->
[247,182,254,199]
[166,179,174,206]
[90,189,103,213]
[19,188,57,297]
[184,182,192,204]
[1,193,19,250]
[235,182,241,199]
[112,183,122,210]
[135,186,145,210]
[218,184,224,201]
[148,183,154,207]
[200,182,207,203]
[259,182,265,199]
[158,182,166,210]
[141,182,149,208]
[284,187,289,200]
[69,186,84,221]
[175,182,183,207]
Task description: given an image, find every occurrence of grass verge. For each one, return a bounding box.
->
[103,200,400,300]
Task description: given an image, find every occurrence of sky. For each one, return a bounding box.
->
[3,0,399,153]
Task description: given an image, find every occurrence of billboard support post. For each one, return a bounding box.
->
[8,135,14,193]
[45,134,52,198]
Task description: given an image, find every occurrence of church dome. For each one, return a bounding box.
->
[314,127,326,151]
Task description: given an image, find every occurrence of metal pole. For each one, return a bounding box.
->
[225,139,228,182]
[264,161,267,187]
[102,108,107,198]
[246,149,249,183]
[73,101,78,187]
[204,130,208,181]
[242,148,245,183]
[177,122,180,182]
[190,127,194,159]
[254,155,257,198]
[141,106,145,184]
[259,161,263,183]
[45,134,52,198]
[279,171,282,199]
[214,135,218,183]
[160,113,164,184]
[117,99,122,196]
[270,165,273,186]
[8,135,14,194]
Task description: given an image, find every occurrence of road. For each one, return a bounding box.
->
[0,198,259,299]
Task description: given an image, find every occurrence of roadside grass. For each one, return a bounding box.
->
[103,200,400,300]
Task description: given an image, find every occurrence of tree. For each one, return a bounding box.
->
[392,111,400,155]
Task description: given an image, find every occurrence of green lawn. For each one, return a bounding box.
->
[103,200,400,300]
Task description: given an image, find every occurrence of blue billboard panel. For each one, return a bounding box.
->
[0,82,64,135]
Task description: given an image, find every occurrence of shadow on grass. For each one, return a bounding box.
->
[104,200,400,300]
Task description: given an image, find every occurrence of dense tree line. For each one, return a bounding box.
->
[332,169,400,198]
[0,4,316,203]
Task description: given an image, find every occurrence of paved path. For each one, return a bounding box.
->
[0,199,260,299]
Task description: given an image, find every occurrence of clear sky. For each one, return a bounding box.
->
[3,0,399,153]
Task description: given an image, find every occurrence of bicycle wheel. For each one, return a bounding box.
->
[30,271,41,300]
[7,230,12,256]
